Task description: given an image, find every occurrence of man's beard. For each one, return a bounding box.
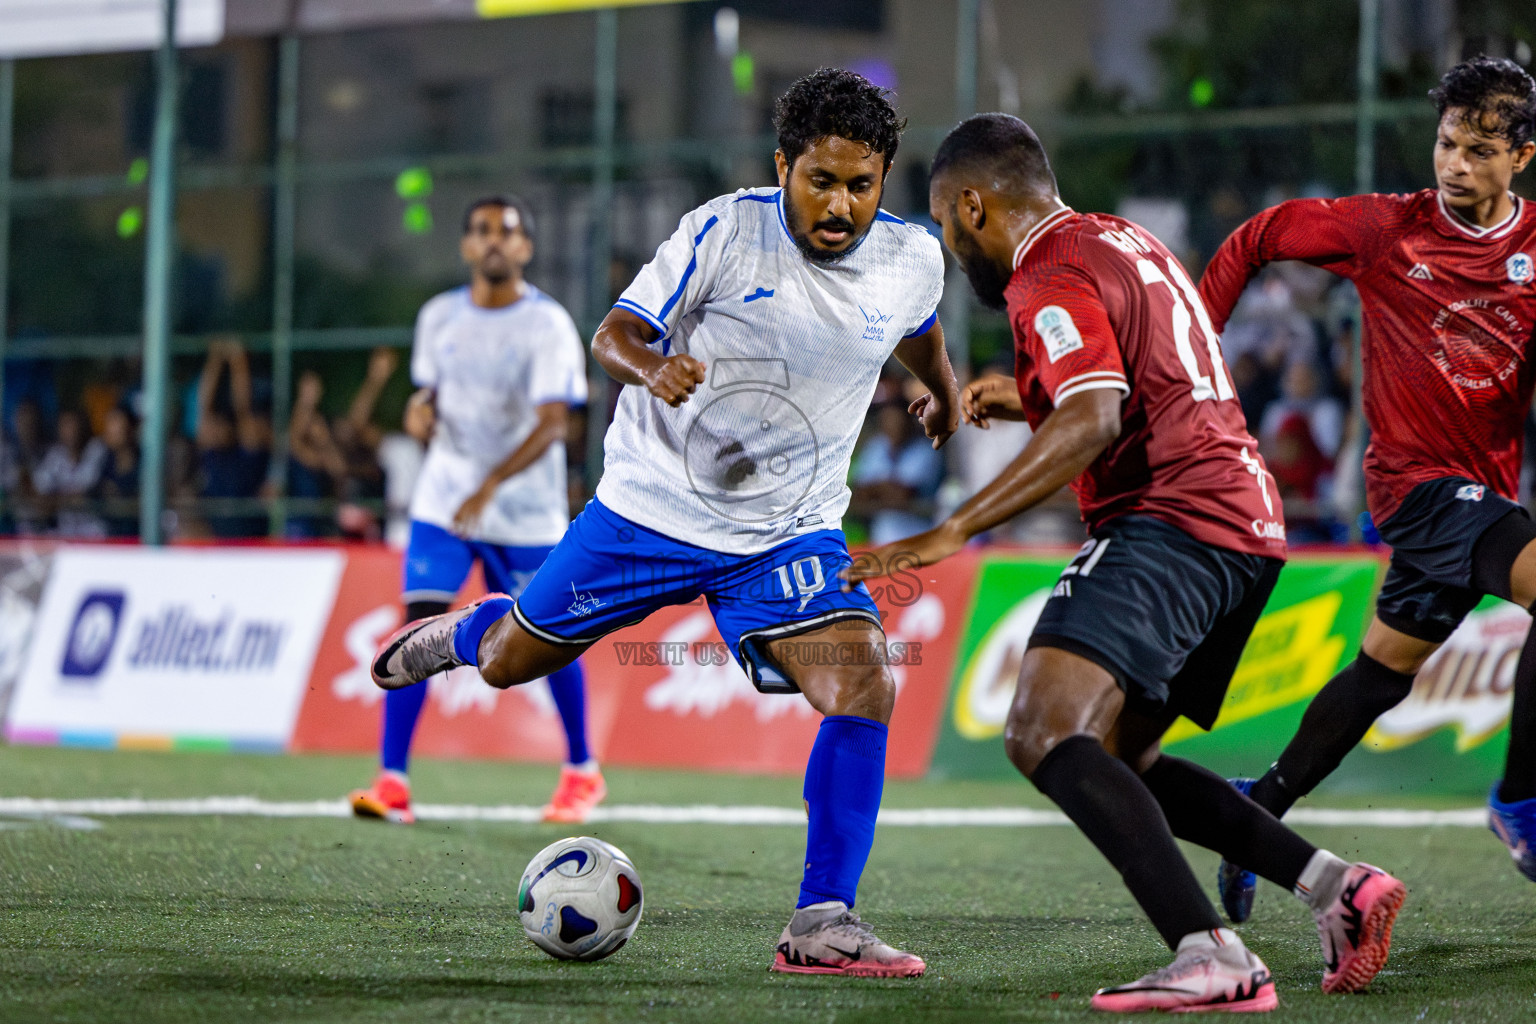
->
[782,188,870,265]
[952,228,1011,310]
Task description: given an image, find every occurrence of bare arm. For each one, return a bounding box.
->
[892,320,960,449]
[844,387,1122,583]
[195,341,227,444]
[348,348,399,440]
[591,307,707,406]
[452,402,568,534]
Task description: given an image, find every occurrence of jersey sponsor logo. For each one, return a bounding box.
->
[1455,483,1486,502]
[1508,253,1534,286]
[1251,519,1287,541]
[1033,305,1084,363]
[1407,262,1435,281]
[744,287,775,303]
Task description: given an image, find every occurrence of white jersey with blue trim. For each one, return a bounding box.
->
[601,186,945,555]
[409,284,587,547]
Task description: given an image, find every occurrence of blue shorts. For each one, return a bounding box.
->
[512,498,882,693]
[403,520,555,604]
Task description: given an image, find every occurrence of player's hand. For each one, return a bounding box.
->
[452,487,495,535]
[840,522,966,590]
[404,388,436,441]
[962,373,1026,428]
[909,392,960,450]
[643,354,707,407]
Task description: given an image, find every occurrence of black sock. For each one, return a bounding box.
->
[1248,652,1416,816]
[1030,735,1222,949]
[1142,755,1317,891]
[406,600,450,624]
[1500,608,1536,803]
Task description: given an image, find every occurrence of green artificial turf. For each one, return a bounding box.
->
[0,745,1532,1022]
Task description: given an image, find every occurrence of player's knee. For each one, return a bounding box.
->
[1003,711,1060,780]
[800,662,893,721]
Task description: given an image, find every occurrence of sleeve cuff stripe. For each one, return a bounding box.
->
[613,300,667,337]
[903,309,939,338]
[1054,379,1130,403]
[1055,370,1127,389]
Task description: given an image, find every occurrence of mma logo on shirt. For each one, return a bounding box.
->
[1034,305,1084,362]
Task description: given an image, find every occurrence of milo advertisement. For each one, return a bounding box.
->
[929,551,1526,794]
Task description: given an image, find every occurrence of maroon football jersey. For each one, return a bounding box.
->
[1200,190,1536,524]
[1006,208,1286,558]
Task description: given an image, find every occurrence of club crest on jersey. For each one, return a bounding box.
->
[1034,305,1084,362]
[1456,484,1486,502]
[859,306,895,344]
[1508,253,1534,286]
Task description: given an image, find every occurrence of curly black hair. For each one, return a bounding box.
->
[930,113,1058,197]
[1429,55,1536,149]
[773,67,906,167]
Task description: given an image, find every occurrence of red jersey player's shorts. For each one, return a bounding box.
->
[1026,514,1283,730]
[1374,475,1530,643]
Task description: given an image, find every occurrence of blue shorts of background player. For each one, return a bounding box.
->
[349,520,603,825]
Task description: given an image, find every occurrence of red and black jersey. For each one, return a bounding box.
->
[1007,209,1285,558]
[1200,189,1536,525]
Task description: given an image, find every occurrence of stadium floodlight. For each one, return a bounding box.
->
[0,0,224,59]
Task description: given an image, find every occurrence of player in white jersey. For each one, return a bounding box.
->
[370,69,957,975]
[350,196,604,826]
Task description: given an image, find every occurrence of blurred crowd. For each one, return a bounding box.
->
[5,260,1534,550]
[0,338,425,544]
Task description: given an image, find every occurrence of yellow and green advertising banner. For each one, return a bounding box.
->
[929,552,1523,795]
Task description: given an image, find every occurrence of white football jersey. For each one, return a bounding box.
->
[409,285,587,547]
[601,187,944,554]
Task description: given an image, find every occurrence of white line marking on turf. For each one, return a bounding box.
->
[0,798,1490,828]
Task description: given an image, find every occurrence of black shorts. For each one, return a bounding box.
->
[1374,476,1528,643]
[1027,515,1283,731]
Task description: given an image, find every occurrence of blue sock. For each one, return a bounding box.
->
[381,680,429,775]
[547,660,591,765]
[451,596,515,666]
[798,715,887,909]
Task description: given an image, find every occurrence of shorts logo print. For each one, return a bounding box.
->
[568,584,606,617]
[1455,484,1485,502]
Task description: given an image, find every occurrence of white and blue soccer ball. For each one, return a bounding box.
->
[518,836,643,961]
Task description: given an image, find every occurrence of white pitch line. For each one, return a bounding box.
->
[0,797,1490,828]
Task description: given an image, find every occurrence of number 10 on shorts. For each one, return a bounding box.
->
[773,556,826,613]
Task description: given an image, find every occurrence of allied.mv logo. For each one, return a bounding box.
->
[61,590,126,679]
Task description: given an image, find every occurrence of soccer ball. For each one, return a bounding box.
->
[517,836,643,961]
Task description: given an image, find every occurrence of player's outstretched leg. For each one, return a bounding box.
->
[354,598,452,824]
[1140,752,1406,994]
[541,660,607,823]
[1217,644,1418,921]
[1009,649,1275,1012]
[371,594,514,688]
[1491,589,1536,879]
[766,621,924,978]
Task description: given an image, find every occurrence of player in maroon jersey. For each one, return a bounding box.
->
[845,113,1405,1013]
[1200,56,1536,920]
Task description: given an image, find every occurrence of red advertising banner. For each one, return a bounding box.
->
[288,547,978,777]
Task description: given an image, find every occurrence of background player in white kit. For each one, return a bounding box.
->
[350,196,603,825]
[371,69,958,975]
